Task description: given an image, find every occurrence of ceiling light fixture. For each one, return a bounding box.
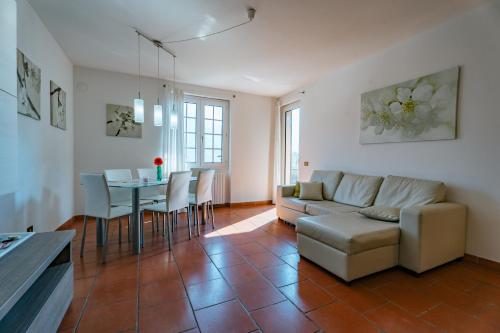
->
[153,45,163,126]
[133,32,144,123]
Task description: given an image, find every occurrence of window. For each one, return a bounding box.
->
[183,102,197,163]
[183,96,228,170]
[283,106,300,184]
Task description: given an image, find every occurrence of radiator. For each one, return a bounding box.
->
[212,171,227,204]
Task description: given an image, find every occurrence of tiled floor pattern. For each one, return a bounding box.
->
[58,205,500,333]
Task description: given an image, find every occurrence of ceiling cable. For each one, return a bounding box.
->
[162,7,256,44]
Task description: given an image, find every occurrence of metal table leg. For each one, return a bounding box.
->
[132,187,141,254]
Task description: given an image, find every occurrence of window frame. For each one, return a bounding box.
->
[183,95,229,171]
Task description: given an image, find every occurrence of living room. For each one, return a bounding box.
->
[0,0,499,332]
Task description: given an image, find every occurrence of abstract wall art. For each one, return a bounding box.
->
[50,81,66,130]
[106,104,142,138]
[360,67,459,144]
[17,49,41,120]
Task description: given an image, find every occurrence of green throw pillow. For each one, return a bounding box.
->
[293,182,300,197]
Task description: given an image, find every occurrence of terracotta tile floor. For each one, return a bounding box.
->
[59,205,500,333]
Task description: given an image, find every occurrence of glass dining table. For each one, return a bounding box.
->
[105,177,197,254]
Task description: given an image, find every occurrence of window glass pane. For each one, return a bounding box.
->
[204,119,213,134]
[204,105,213,119]
[204,149,213,163]
[213,120,222,135]
[183,103,187,116]
[187,118,196,132]
[186,133,196,148]
[187,103,197,118]
[214,149,222,163]
[213,135,222,149]
[204,134,213,148]
[214,107,223,120]
[186,148,196,163]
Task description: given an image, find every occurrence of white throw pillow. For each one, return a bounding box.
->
[360,206,400,222]
[299,182,323,201]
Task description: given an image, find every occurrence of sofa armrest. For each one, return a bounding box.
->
[399,202,467,273]
[277,185,295,200]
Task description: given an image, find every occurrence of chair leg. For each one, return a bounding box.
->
[210,201,215,230]
[156,212,160,232]
[162,213,166,237]
[118,217,122,244]
[101,219,110,264]
[187,206,192,240]
[152,211,155,235]
[80,215,88,257]
[195,205,200,237]
[140,211,144,248]
[127,215,131,242]
[166,212,172,251]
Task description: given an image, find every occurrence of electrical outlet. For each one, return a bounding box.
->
[26,225,34,232]
[304,161,309,167]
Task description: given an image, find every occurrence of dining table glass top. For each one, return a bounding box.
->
[107,177,197,188]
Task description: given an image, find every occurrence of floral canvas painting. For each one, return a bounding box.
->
[360,67,459,144]
[106,104,142,138]
[17,49,41,120]
[50,81,66,130]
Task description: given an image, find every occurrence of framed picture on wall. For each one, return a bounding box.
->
[360,67,459,144]
[50,80,66,130]
[106,104,142,138]
[17,49,41,120]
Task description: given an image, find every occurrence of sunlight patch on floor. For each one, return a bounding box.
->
[204,208,277,238]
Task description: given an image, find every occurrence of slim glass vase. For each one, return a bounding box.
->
[156,166,162,181]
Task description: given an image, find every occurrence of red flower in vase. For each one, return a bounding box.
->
[153,157,163,166]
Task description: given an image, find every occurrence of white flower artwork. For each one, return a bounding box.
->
[360,67,459,144]
[106,104,142,138]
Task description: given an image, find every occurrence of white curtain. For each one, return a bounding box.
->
[272,99,282,204]
[162,85,185,176]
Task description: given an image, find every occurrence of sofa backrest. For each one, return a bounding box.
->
[374,175,446,208]
[310,170,343,200]
[333,173,383,207]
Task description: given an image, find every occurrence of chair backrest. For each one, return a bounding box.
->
[189,168,210,193]
[137,168,156,181]
[166,171,192,212]
[80,173,111,218]
[195,169,215,204]
[104,169,132,182]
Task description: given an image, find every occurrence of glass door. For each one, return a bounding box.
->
[283,106,300,184]
[183,95,229,171]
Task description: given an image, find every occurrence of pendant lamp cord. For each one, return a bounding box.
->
[137,32,141,99]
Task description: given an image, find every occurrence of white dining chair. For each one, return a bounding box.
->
[189,168,210,194]
[104,169,153,207]
[189,169,216,233]
[142,171,192,250]
[80,173,140,263]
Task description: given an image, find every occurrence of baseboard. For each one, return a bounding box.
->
[464,254,500,272]
[229,200,273,208]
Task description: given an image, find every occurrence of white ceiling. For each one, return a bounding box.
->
[28,0,484,97]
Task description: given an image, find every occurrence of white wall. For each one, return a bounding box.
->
[2,0,74,232]
[280,2,500,262]
[74,66,274,214]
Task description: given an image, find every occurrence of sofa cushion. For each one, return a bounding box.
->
[306,202,360,216]
[280,197,318,213]
[374,175,446,208]
[296,213,400,255]
[299,182,323,200]
[360,206,400,222]
[333,173,383,208]
[310,170,343,201]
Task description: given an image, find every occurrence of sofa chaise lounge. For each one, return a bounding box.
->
[276,170,467,282]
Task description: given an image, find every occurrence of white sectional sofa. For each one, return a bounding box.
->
[276,170,467,282]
